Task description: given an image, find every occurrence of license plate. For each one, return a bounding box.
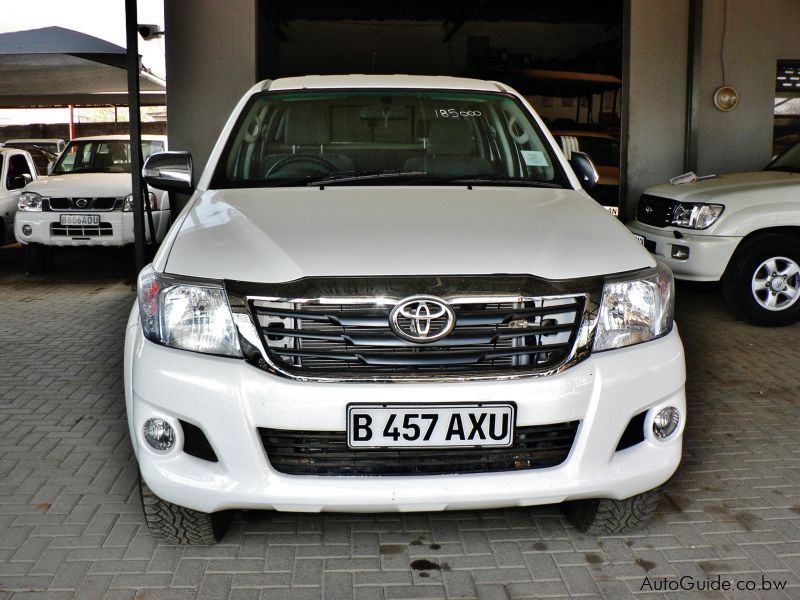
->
[347,403,516,449]
[60,214,99,226]
[604,206,620,216]
[633,233,646,246]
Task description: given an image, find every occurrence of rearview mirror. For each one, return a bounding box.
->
[569,151,599,191]
[142,151,193,193]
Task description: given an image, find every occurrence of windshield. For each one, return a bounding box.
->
[765,140,800,173]
[212,90,567,188]
[53,140,164,175]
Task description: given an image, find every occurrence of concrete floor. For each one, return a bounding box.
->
[1,244,798,599]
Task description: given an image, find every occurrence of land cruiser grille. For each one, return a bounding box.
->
[249,296,583,376]
[44,197,120,211]
[637,194,678,227]
[51,223,112,237]
[259,421,580,476]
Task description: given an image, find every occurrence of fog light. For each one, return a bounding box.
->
[671,245,689,260]
[143,418,176,452]
[22,225,32,236]
[652,407,680,440]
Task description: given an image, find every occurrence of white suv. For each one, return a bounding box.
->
[628,142,800,325]
[125,75,686,544]
[15,135,171,270]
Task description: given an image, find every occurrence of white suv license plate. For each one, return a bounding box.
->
[633,233,646,246]
[60,214,100,226]
[347,403,516,449]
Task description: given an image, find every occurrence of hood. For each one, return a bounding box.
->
[644,170,800,204]
[164,186,653,282]
[25,173,133,197]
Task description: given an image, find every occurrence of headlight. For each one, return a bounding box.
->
[594,261,674,351]
[18,191,43,211]
[137,265,242,357]
[123,192,158,211]
[670,203,723,229]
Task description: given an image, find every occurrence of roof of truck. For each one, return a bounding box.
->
[266,75,508,93]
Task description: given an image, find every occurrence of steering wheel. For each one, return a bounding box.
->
[265,155,337,178]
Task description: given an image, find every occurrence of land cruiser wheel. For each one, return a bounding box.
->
[723,235,800,326]
[24,243,52,273]
[563,488,662,535]
[139,475,231,545]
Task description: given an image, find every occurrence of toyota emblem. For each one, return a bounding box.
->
[390,296,455,343]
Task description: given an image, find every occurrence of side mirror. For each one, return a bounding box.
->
[142,151,193,193]
[569,151,599,191]
[10,173,33,190]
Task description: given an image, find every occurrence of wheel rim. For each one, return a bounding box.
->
[751,255,800,311]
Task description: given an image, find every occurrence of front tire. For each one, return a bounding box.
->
[563,488,662,535]
[139,475,231,545]
[723,234,800,326]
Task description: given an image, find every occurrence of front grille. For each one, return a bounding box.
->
[45,197,120,211]
[250,297,584,376]
[259,421,579,476]
[51,223,113,237]
[637,194,678,227]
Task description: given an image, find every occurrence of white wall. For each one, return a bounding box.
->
[624,0,800,216]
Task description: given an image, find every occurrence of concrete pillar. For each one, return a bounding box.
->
[165,0,258,182]
[622,0,690,217]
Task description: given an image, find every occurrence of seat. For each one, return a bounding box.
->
[404,118,494,177]
[262,106,353,177]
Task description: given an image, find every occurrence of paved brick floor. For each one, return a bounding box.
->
[1,245,799,599]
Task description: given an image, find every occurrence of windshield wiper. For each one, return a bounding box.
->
[305,170,428,186]
[427,175,563,188]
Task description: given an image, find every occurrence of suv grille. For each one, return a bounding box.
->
[45,197,120,211]
[259,422,580,476]
[51,222,112,237]
[637,194,678,227]
[250,297,583,376]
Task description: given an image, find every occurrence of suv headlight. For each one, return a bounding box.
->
[18,191,43,211]
[137,265,242,357]
[671,203,723,229]
[123,192,158,211]
[594,261,675,351]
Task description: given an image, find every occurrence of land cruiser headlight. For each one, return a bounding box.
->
[123,192,158,211]
[137,264,242,357]
[18,191,43,211]
[594,262,674,351]
[670,203,723,229]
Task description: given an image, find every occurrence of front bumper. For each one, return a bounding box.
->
[125,307,686,514]
[628,220,741,282]
[14,210,170,247]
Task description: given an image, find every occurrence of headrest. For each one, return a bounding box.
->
[427,118,476,156]
[284,106,330,146]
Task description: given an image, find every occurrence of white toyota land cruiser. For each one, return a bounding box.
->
[628,142,800,326]
[15,135,170,270]
[126,75,685,544]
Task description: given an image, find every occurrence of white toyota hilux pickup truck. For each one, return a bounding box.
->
[628,143,800,326]
[15,135,171,270]
[125,75,686,544]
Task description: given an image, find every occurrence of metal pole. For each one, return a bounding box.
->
[125,0,146,274]
[68,104,75,139]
